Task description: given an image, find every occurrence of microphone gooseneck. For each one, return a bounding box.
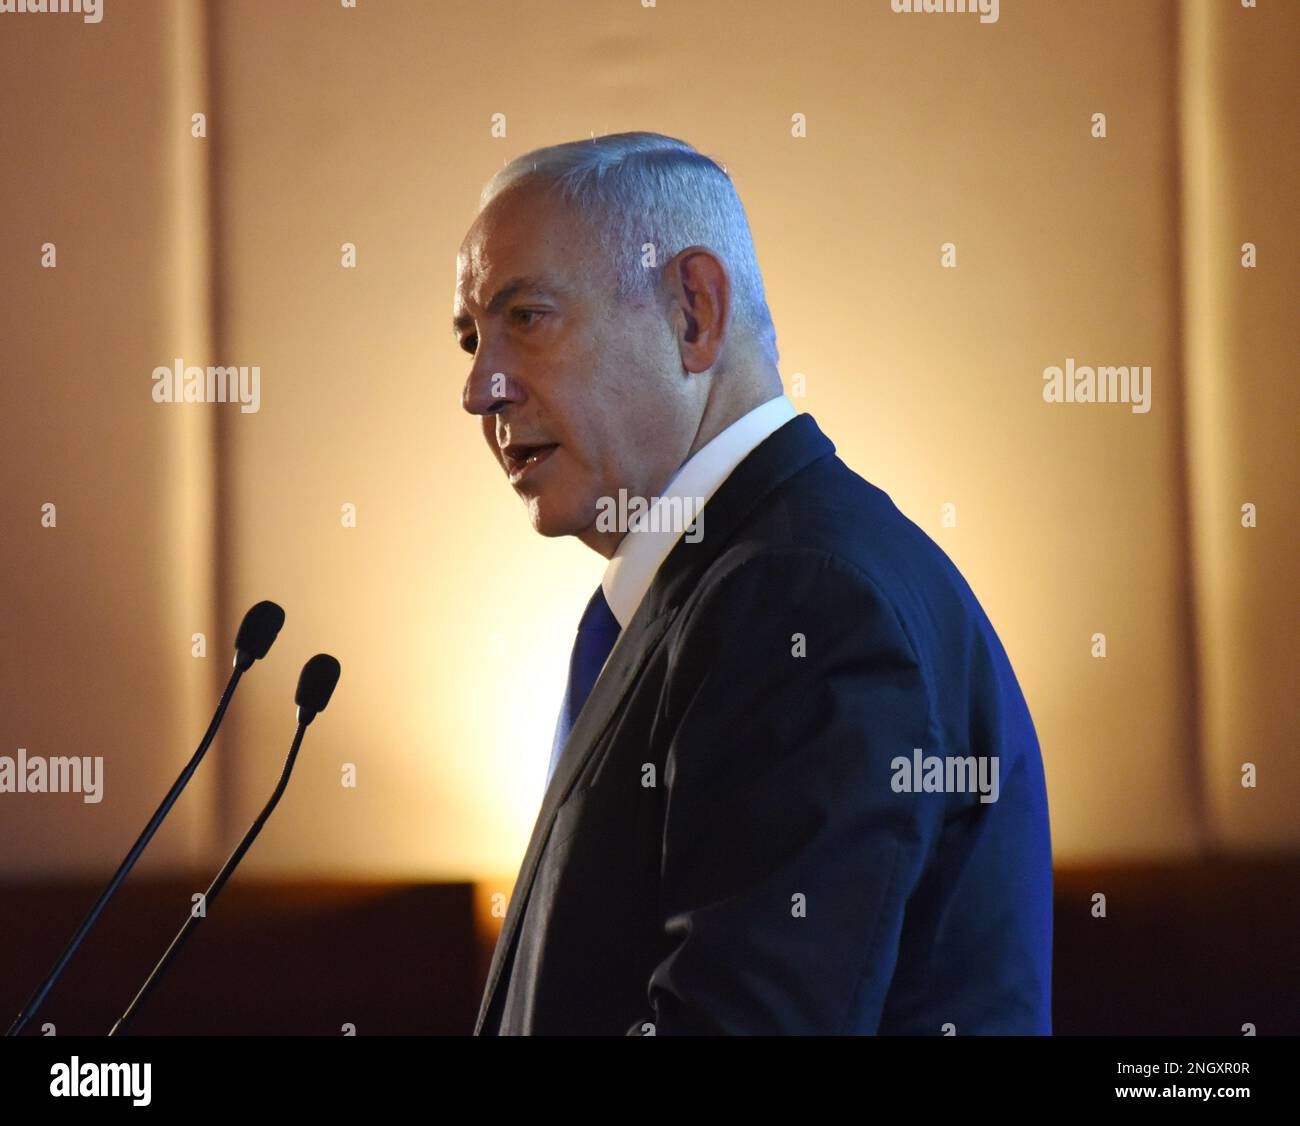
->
[109,654,341,1036]
[3,601,286,1038]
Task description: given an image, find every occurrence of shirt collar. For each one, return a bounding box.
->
[601,393,799,629]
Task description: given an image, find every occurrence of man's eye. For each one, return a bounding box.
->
[460,334,477,355]
[512,308,545,328]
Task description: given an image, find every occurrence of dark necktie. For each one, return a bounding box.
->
[546,584,622,787]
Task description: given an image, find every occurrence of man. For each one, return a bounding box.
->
[455,132,1052,1035]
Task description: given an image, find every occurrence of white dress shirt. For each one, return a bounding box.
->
[601,393,799,630]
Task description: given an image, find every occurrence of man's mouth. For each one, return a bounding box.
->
[501,442,559,484]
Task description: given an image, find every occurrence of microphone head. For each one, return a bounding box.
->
[233,600,286,670]
[295,654,341,726]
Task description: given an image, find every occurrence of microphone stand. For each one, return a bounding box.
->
[109,723,308,1036]
[5,664,247,1037]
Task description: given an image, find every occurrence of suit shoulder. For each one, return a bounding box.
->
[722,454,974,617]
[710,453,1031,711]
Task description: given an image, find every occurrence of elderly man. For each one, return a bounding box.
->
[455,132,1052,1035]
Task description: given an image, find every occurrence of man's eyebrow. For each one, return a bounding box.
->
[452,276,553,335]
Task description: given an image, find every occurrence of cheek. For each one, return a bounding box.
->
[558,442,597,490]
[565,416,617,482]
[547,444,605,511]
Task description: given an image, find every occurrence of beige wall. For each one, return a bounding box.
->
[0,1,218,878]
[1,0,1295,881]
[1180,0,1300,851]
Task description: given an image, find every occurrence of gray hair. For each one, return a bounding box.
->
[479,132,779,367]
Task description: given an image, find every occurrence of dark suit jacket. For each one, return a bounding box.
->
[475,412,1053,1035]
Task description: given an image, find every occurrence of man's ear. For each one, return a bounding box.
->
[664,246,730,373]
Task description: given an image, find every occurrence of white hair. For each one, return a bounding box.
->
[479,132,779,367]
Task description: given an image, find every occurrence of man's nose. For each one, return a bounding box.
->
[461,355,522,416]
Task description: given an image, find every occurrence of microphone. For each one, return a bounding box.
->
[295,653,342,725]
[4,601,286,1038]
[109,654,341,1036]
[233,600,287,669]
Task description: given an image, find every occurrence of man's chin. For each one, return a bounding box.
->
[524,498,589,540]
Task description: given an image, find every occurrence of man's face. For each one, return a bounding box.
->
[453,181,695,555]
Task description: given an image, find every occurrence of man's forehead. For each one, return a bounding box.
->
[457,213,547,295]
[456,182,599,287]
[454,253,562,313]
[453,233,572,328]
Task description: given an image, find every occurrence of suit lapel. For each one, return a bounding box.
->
[474,602,677,1033]
[474,411,836,1033]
